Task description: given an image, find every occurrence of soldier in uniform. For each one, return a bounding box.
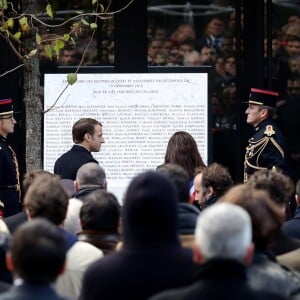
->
[0,98,21,217]
[244,88,289,182]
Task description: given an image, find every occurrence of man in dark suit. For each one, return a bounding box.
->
[149,203,285,300]
[54,118,104,180]
[244,88,289,182]
[0,219,67,300]
[0,98,21,217]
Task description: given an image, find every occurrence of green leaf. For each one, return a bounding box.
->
[67,73,77,85]
[36,33,41,45]
[0,0,8,10]
[92,0,97,5]
[53,39,65,57]
[18,16,28,26]
[46,4,53,18]
[90,23,97,30]
[63,34,70,41]
[44,44,53,59]
[54,39,65,49]
[1,22,8,31]
[100,4,104,13]
[14,32,21,39]
[81,17,90,26]
[7,18,14,29]
[28,49,38,57]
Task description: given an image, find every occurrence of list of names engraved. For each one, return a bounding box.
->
[44,73,208,202]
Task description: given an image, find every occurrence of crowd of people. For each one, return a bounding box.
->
[0,5,299,299]
[37,8,300,182]
[0,113,300,299]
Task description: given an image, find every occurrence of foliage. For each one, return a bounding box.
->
[0,0,134,84]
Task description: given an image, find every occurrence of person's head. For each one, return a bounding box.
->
[288,57,300,75]
[80,190,120,232]
[6,218,66,284]
[199,46,217,65]
[220,35,234,56]
[281,22,300,42]
[167,46,180,65]
[172,23,196,45]
[72,118,104,152]
[58,46,81,66]
[22,170,55,195]
[224,55,236,77]
[164,131,206,179]
[148,39,162,60]
[221,184,283,251]
[215,56,225,76]
[156,163,190,203]
[194,202,253,265]
[24,175,69,226]
[285,38,300,57]
[227,11,244,34]
[122,171,178,248]
[183,50,201,66]
[263,37,280,58]
[0,98,16,138]
[206,17,225,38]
[288,15,300,25]
[178,40,195,59]
[161,40,173,56]
[246,169,294,212]
[287,76,300,97]
[194,163,233,208]
[154,27,167,41]
[75,162,107,190]
[245,88,278,126]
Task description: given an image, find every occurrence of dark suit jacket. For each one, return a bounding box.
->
[270,231,300,256]
[282,207,300,240]
[149,259,286,300]
[54,145,98,180]
[0,283,67,300]
[4,211,27,234]
[80,246,196,300]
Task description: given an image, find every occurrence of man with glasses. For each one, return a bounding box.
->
[0,98,21,217]
[244,88,289,182]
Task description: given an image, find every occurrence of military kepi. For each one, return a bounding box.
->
[248,88,278,108]
[0,98,13,116]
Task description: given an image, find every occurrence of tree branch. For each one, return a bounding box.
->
[0,63,24,78]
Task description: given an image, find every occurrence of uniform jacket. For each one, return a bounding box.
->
[0,283,67,300]
[0,136,21,217]
[244,118,289,182]
[54,145,98,180]
[149,259,286,300]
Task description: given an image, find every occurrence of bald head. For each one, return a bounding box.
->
[76,163,106,189]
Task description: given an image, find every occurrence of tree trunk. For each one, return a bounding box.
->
[22,0,42,172]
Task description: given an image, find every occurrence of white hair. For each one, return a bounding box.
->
[195,202,252,262]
